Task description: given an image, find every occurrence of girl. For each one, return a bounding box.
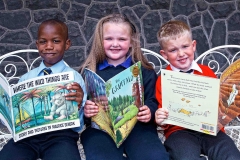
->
[80,14,169,160]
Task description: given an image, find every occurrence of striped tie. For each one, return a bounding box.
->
[43,68,52,75]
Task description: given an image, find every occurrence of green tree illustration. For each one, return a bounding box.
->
[14,104,23,129]
[105,82,112,97]
[20,89,42,126]
[38,96,44,116]
[116,129,122,144]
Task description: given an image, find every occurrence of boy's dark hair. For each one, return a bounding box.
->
[38,19,69,40]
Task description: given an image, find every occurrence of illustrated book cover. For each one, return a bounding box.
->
[218,59,240,129]
[84,61,144,147]
[0,71,80,141]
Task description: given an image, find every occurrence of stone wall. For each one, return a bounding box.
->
[1,0,240,71]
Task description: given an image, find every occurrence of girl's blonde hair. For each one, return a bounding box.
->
[79,14,153,73]
[157,20,192,49]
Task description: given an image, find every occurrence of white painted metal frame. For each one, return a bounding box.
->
[0,49,40,85]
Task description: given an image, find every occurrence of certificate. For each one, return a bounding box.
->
[161,69,220,135]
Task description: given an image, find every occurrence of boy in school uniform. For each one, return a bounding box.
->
[0,19,86,160]
[155,20,240,160]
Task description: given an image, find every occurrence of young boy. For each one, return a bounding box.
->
[155,20,240,160]
[0,19,86,160]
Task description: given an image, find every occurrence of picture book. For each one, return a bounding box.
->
[161,59,240,135]
[218,58,240,129]
[84,61,143,147]
[0,71,80,141]
[161,69,220,135]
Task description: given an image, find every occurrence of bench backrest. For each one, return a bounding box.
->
[0,49,40,85]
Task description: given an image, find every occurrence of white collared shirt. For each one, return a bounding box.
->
[169,60,202,74]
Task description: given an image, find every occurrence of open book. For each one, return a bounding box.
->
[84,61,143,147]
[161,59,240,135]
[0,71,80,141]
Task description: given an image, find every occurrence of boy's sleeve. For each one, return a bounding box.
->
[142,67,158,122]
[155,76,162,109]
[72,71,87,132]
[155,75,169,129]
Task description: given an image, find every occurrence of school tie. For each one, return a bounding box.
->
[43,68,52,75]
[180,69,193,74]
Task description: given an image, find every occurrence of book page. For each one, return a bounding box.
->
[9,71,80,141]
[0,73,13,134]
[84,68,115,140]
[106,62,142,147]
[161,69,220,135]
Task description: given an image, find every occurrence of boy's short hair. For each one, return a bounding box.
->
[38,19,68,40]
[157,20,192,48]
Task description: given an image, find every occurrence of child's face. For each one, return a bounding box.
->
[36,24,70,67]
[103,22,132,66]
[160,34,196,71]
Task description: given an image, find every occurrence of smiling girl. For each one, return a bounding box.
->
[79,14,169,160]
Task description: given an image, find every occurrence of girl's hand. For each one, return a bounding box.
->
[137,105,151,123]
[84,100,99,118]
[155,108,169,125]
[65,82,84,110]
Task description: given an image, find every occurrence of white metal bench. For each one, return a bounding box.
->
[0,46,240,154]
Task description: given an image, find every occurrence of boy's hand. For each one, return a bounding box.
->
[65,82,84,109]
[137,105,151,123]
[84,100,99,118]
[155,108,169,125]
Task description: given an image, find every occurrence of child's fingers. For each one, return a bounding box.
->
[84,111,98,118]
[67,82,81,91]
[85,100,96,105]
[155,118,165,125]
[137,106,151,122]
[65,92,84,110]
[137,114,151,122]
[155,108,169,116]
[65,83,84,109]
[162,108,169,113]
[138,108,150,116]
[84,103,99,118]
[155,113,168,120]
[155,109,168,125]
[138,105,147,111]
